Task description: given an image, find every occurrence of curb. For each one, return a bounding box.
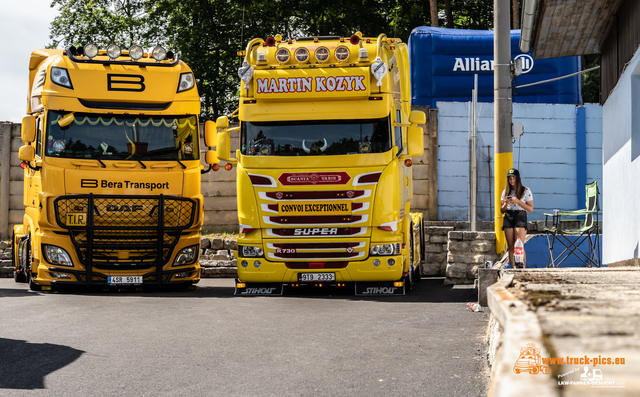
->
[487,274,559,397]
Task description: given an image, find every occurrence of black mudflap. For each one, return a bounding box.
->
[235,283,284,296]
[355,282,405,296]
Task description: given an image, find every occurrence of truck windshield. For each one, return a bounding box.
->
[240,117,391,156]
[45,111,199,161]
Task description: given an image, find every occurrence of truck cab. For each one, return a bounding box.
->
[13,45,216,290]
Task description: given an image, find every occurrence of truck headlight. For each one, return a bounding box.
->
[177,72,195,92]
[43,245,74,267]
[370,243,400,256]
[238,246,264,258]
[173,245,199,267]
[51,67,73,89]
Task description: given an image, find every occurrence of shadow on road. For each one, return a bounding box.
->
[0,338,84,390]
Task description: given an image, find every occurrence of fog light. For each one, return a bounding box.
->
[129,45,144,60]
[236,282,246,288]
[394,281,404,287]
[174,272,192,279]
[254,260,261,268]
[387,258,395,266]
[241,260,248,268]
[373,259,380,267]
[107,44,121,59]
[152,46,167,61]
[50,272,71,279]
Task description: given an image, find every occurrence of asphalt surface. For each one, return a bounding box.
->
[0,278,489,397]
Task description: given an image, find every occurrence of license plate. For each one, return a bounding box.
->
[66,212,87,226]
[279,202,350,216]
[108,276,143,285]
[298,272,336,282]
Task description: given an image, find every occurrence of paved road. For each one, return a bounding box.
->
[0,278,489,397]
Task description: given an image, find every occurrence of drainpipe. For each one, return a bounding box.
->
[519,0,539,53]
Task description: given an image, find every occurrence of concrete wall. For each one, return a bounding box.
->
[602,46,640,264]
[437,102,603,222]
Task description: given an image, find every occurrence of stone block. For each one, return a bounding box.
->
[421,261,440,276]
[0,252,10,259]
[470,242,494,253]
[477,268,500,306]
[430,235,448,244]
[448,231,463,240]
[204,249,215,256]
[210,255,230,261]
[447,240,469,253]
[426,253,446,263]
[447,253,486,264]
[466,264,480,279]
[424,226,454,235]
[424,244,441,253]
[445,263,468,279]
[0,241,8,249]
[223,239,237,250]
[200,238,211,250]
[462,231,495,241]
[210,238,224,250]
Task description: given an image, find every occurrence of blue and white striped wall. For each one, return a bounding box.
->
[437,102,603,221]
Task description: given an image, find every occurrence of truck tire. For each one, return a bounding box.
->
[22,236,41,291]
[13,234,26,283]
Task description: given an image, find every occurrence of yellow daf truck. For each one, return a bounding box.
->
[12,44,216,290]
[213,33,426,295]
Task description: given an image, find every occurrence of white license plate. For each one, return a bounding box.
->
[108,276,143,285]
[298,273,336,282]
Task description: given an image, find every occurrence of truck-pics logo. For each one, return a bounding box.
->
[278,172,350,186]
[81,179,169,191]
[513,343,551,375]
[256,76,366,94]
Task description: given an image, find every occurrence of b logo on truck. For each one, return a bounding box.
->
[107,74,146,92]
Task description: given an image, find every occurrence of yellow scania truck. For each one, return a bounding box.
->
[212,33,426,295]
[12,44,216,290]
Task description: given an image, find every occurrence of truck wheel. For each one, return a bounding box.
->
[532,366,540,375]
[22,237,41,291]
[414,262,422,283]
[13,235,26,283]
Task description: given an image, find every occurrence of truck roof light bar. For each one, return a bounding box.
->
[66,47,180,67]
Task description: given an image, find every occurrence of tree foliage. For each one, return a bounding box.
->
[48,0,599,116]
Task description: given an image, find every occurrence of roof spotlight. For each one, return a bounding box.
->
[129,45,144,60]
[84,43,98,59]
[152,46,167,61]
[107,44,121,59]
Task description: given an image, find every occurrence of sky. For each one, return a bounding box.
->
[0,1,59,123]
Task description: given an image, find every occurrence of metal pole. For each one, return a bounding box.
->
[494,0,513,254]
[471,74,478,231]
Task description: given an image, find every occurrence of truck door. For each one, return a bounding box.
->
[24,115,43,209]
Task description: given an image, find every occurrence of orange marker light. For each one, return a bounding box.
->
[404,159,413,167]
[212,164,219,171]
[224,163,233,171]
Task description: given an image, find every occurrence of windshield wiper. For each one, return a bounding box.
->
[128,153,147,169]
[172,156,186,169]
[91,154,107,168]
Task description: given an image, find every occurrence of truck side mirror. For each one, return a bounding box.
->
[19,145,35,162]
[409,110,426,125]
[58,113,75,128]
[205,150,218,165]
[204,120,216,147]
[216,116,229,130]
[21,116,36,143]
[216,130,231,162]
[407,126,424,157]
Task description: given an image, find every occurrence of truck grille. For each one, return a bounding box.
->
[54,194,196,268]
[265,241,366,261]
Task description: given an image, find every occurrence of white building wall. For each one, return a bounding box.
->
[437,101,603,222]
[602,46,640,264]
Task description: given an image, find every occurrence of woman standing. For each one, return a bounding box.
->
[500,168,534,268]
